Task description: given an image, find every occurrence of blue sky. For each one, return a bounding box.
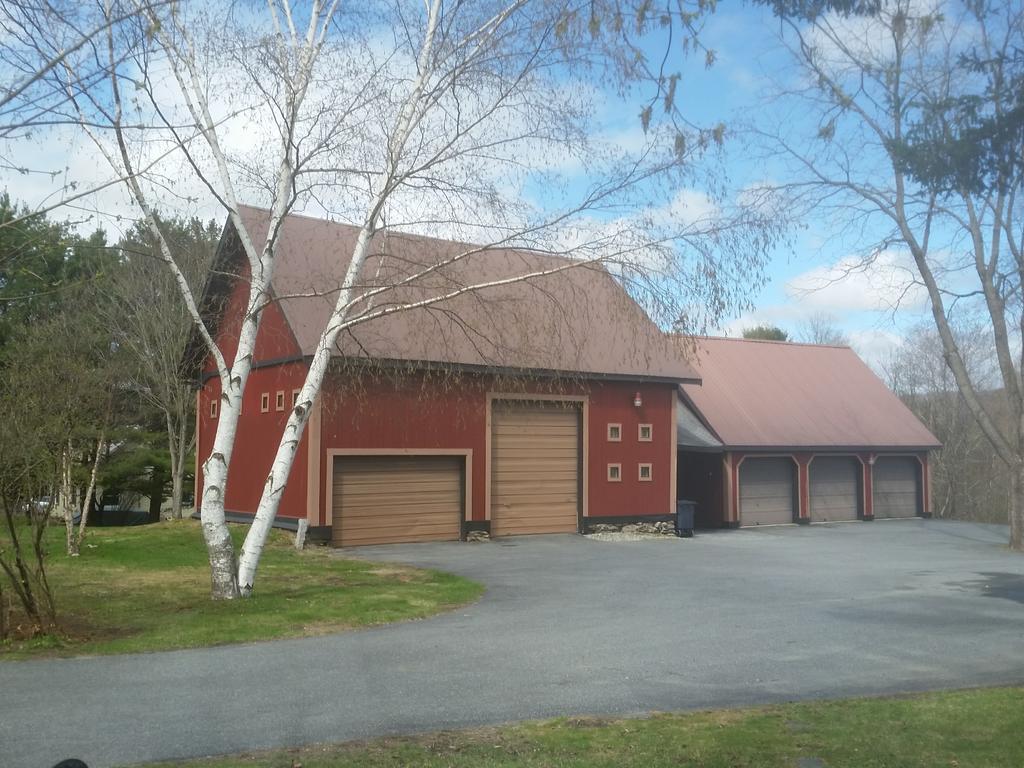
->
[3,2,934,370]
[628,3,934,367]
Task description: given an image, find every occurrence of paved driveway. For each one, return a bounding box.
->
[3,520,1024,767]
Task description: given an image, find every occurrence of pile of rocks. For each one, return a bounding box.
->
[588,520,674,535]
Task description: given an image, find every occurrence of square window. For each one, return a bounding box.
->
[607,423,622,442]
[209,400,218,418]
[292,389,300,407]
[607,463,622,482]
[638,423,653,442]
[638,463,653,481]
[260,392,270,413]
[275,391,285,411]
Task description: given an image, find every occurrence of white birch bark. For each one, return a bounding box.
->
[61,0,340,596]
[60,442,74,556]
[71,432,105,556]
[168,411,190,520]
[237,0,445,592]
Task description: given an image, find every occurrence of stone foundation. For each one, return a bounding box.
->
[586,520,675,535]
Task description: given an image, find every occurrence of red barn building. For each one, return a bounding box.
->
[192,207,697,545]
[192,209,940,545]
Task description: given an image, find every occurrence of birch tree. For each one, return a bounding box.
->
[761,0,1024,547]
[46,0,781,598]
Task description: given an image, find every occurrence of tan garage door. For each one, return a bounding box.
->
[491,402,580,536]
[810,456,860,522]
[739,457,795,526]
[331,456,462,547]
[873,456,920,518]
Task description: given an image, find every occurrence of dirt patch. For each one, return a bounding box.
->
[367,567,422,582]
[1,610,127,652]
[299,620,356,636]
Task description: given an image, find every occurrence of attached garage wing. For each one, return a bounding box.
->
[810,456,860,522]
[873,456,921,519]
[739,457,795,526]
[490,401,581,536]
[331,455,463,546]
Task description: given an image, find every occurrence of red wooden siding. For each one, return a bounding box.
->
[196,261,311,519]
[196,246,678,530]
[317,373,488,525]
[586,382,674,518]
[197,360,311,519]
[203,265,303,375]
[314,372,677,526]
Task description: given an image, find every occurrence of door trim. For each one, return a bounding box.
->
[484,393,588,525]
[325,449,472,531]
[871,453,925,518]
[736,454,799,526]
[305,395,322,526]
[807,453,863,522]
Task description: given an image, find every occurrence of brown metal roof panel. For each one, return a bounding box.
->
[235,206,699,381]
[681,337,941,449]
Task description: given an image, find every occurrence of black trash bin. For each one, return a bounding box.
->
[675,499,696,538]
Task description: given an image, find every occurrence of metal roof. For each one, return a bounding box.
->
[680,337,941,450]
[676,396,723,449]
[227,206,699,382]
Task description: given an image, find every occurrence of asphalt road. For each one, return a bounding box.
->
[4,520,1024,767]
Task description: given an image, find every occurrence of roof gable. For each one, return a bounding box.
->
[226,205,699,382]
[681,337,941,450]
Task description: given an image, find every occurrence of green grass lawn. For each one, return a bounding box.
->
[0,520,483,659]
[139,686,1024,767]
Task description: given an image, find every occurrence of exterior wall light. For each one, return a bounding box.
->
[633,391,643,408]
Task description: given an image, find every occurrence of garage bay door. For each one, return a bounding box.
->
[739,457,795,526]
[491,402,580,536]
[873,456,920,518]
[810,456,860,522]
[331,456,463,546]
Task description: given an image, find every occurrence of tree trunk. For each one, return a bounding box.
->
[147,457,167,524]
[72,433,105,555]
[237,226,379,595]
[0,579,8,640]
[60,442,75,557]
[0,504,42,633]
[170,467,185,521]
[236,0,444,591]
[201,458,240,600]
[170,414,189,520]
[201,389,245,600]
[148,478,162,524]
[1011,461,1024,551]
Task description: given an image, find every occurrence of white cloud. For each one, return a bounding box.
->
[847,328,903,374]
[659,188,719,228]
[785,249,927,313]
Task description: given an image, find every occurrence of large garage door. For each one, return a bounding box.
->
[331,456,463,546]
[873,456,920,519]
[739,457,795,526]
[491,402,580,536]
[810,456,860,522]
